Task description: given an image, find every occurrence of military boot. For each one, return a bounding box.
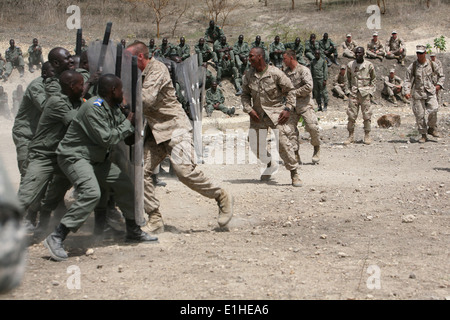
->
[323,103,328,112]
[418,134,427,143]
[364,131,372,145]
[125,219,158,243]
[317,104,323,112]
[427,127,440,138]
[216,189,233,228]
[344,130,355,145]
[144,210,165,234]
[43,223,70,261]
[260,161,273,181]
[312,146,320,164]
[227,107,235,116]
[152,174,167,187]
[291,169,302,187]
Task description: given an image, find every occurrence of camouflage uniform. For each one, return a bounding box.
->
[284,41,306,66]
[12,77,46,178]
[214,39,235,62]
[195,42,218,66]
[233,40,250,70]
[205,25,225,44]
[404,58,445,136]
[332,68,350,99]
[366,38,385,60]
[385,34,406,64]
[319,37,338,65]
[310,55,329,110]
[241,65,299,173]
[250,40,269,63]
[304,40,321,62]
[431,56,444,105]
[4,46,25,78]
[284,63,320,162]
[141,57,225,227]
[28,44,44,70]
[382,73,406,103]
[345,59,376,136]
[269,40,286,68]
[205,86,233,116]
[341,37,358,59]
[216,56,240,92]
[176,43,191,61]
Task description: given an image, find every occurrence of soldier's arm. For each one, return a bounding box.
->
[295,68,313,98]
[142,68,171,110]
[83,104,134,147]
[218,89,225,104]
[323,62,328,81]
[403,64,413,96]
[277,72,295,110]
[240,73,253,114]
[29,82,47,112]
[369,64,376,95]
[432,61,445,89]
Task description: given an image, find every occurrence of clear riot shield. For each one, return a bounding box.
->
[157,54,205,161]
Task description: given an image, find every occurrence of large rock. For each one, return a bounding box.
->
[377,114,401,128]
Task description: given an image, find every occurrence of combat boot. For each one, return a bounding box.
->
[364,131,372,145]
[260,161,273,181]
[317,104,322,112]
[125,219,158,243]
[418,134,427,143]
[312,146,320,164]
[427,128,440,138]
[152,174,167,187]
[344,130,355,145]
[216,189,233,228]
[323,103,328,112]
[43,223,70,261]
[144,210,165,234]
[227,107,235,116]
[291,169,302,187]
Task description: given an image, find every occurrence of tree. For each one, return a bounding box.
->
[204,0,241,28]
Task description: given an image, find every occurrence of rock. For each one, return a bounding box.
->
[320,234,327,239]
[377,114,401,128]
[85,248,94,256]
[402,214,416,223]
[338,252,349,258]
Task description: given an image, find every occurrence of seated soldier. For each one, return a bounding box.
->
[195,38,218,67]
[216,51,241,95]
[174,37,191,62]
[284,37,306,66]
[233,35,250,70]
[269,35,285,68]
[385,30,406,65]
[148,39,157,57]
[214,35,234,62]
[319,33,339,66]
[4,39,25,81]
[341,33,358,59]
[382,68,407,105]
[28,38,45,73]
[205,80,235,117]
[366,31,385,61]
[304,34,321,64]
[250,35,269,63]
[332,65,350,100]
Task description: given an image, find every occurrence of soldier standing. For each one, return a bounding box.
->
[404,45,445,142]
[284,37,306,66]
[43,74,158,261]
[332,65,349,99]
[344,47,376,145]
[205,81,235,117]
[366,32,385,61]
[283,49,321,165]
[319,33,338,66]
[385,31,406,65]
[310,49,329,112]
[241,47,302,187]
[28,38,45,73]
[341,34,358,59]
[233,35,250,71]
[4,39,25,81]
[125,41,233,234]
[382,68,407,105]
[269,35,285,69]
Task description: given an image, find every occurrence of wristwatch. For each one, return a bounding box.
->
[284,107,291,112]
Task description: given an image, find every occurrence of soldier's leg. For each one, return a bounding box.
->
[425,95,439,137]
[313,80,321,109]
[411,99,427,135]
[205,104,214,116]
[301,107,320,147]
[249,120,272,171]
[16,57,25,76]
[275,123,302,186]
[361,94,373,144]
[4,62,13,78]
[217,103,229,114]
[345,95,359,144]
[343,49,355,59]
[322,83,329,110]
[305,52,315,62]
[366,51,377,59]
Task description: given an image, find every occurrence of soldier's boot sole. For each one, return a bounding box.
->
[291,170,303,187]
[43,236,68,262]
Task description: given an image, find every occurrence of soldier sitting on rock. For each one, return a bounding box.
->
[382,68,408,105]
[205,80,235,117]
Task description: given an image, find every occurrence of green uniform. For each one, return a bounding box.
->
[204,25,225,44]
[285,42,306,66]
[319,38,338,65]
[148,45,157,57]
[233,40,250,69]
[56,97,135,231]
[27,45,44,69]
[217,57,240,93]
[12,87,24,116]
[154,43,174,58]
[269,41,286,68]
[205,87,228,115]
[310,56,329,108]
[304,40,321,62]
[17,93,81,214]
[4,46,25,78]
[195,43,218,66]
[176,44,191,61]
[214,40,234,61]
[12,77,46,177]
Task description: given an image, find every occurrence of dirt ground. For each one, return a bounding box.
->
[0,0,449,302]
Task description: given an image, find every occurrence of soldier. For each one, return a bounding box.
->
[175,36,191,62]
[341,34,358,59]
[214,35,234,63]
[204,20,225,44]
[332,65,349,99]
[344,47,376,145]
[205,80,235,117]
[12,84,24,116]
[283,49,321,165]
[284,37,306,66]
[319,33,339,66]
[385,30,406,65]
[241,47,302,187]
[216,49,241,94]
[154,38,173,58]
[42,74,158,261]
[382,68,407,105]
[195,37,218,67]
[77,50,100,100]
[304,34,321,63]
[233,34,250,71]
[125,41,233,234]
[12,62,54,181]
[430,53,444,106]
[366,31,385,61]
[148,39,157,57]
[4,39,25,81]
[0,86,10,120]
[404,45,445,143]
[28,38,45,73]
[121,39,126,48]
[250,35,269,63]
[17,70,82,232]
[269,35,285,69]
[310,49,329,112]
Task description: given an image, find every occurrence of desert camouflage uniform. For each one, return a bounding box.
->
[404,59,445,135]
[431,57,444,105]
[241,65,298,172]
[385,36,406,63]
[346,59,376,133]
[382,74,406,102]
[332,71,349,98]
[366,39,385,60]
[341,39,358,59]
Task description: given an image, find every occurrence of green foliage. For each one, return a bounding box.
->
[425,43,433,54]
[433,36,446,53]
